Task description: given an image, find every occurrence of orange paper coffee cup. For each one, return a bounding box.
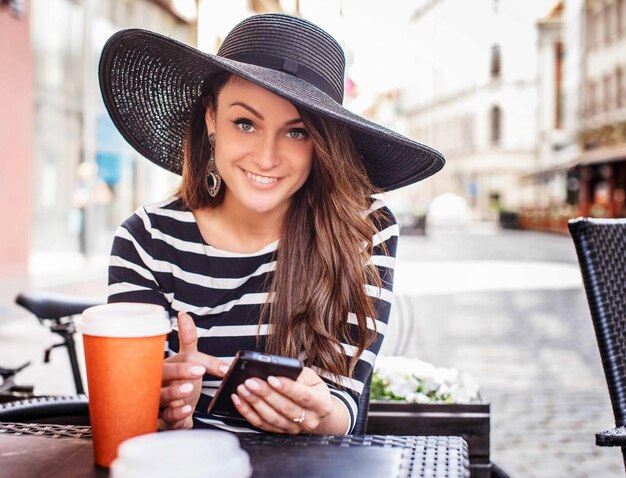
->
[78,303,171,468]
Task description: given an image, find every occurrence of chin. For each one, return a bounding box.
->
[229,185,296,216]
[246,202,284,215]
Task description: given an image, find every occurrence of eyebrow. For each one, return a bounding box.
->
[229,101,304,126]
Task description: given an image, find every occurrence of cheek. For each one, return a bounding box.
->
[293,145,314,176]
[303,158,313,178]
[214,139,247,165]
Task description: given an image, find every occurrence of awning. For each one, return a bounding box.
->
[519,142,626,182]
[579,144,626,166]
[520,161,576,181]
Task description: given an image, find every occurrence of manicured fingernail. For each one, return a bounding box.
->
[180,405,192,414]
[231,394,241,405]
[238,384,250,397]
[191,365,205,376]
[245,379,260,391]
[179,383,194,394]
[219,365,230,374]
[267,376,281,388]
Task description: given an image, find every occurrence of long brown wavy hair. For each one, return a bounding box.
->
[177,73,385,380]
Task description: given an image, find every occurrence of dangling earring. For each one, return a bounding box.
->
[207,133,221,198]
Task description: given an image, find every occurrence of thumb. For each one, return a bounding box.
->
[177,311,198,353]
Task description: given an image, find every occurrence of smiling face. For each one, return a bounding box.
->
[205,76,314,218]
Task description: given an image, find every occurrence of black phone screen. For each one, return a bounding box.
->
[206,350,303,424]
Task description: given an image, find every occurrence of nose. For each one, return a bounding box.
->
[253,135,280,171]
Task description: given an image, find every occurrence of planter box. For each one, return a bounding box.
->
[367,401,491,478]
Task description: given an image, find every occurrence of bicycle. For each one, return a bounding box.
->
[0,291,103,401]
[0,361,33,403]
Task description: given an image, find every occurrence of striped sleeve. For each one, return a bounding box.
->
[107,206,169,309]
[318,199,399,434]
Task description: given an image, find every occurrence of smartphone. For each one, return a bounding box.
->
[206,350,303,424]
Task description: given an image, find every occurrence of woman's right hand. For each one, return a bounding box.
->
[158,311,230,430]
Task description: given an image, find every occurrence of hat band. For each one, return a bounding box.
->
[226,52,342,104]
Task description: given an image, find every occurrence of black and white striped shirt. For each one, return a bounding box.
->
[108,197,398,433]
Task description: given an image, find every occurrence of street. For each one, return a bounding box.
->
[0,224,623,477]
[383,224,623,478]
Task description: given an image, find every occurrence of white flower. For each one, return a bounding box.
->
[372,355,480,404]
[388,380,417,398]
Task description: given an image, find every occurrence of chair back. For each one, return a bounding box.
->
[568,218,626,426]
[352,370,372,435]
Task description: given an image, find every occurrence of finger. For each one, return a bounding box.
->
[267,376,316,409]
[267,376,332,422]
[186,352,230,378]
[231,393,284,434]
[243,378,302,422]
[160,382,194,407]
[162,361,206,383]
[177,311,198,353]
[237,383,300,433]
[160,403,194,427]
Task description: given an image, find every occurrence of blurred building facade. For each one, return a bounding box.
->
[0,0,33,276]
[395,0,626,226]
[396,0,551,220]
[578,0,626,218]
[526,0,578,232]
[29,0,196,266]
[522,0,626,231]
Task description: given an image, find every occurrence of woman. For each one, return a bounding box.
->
[100,13,444,435]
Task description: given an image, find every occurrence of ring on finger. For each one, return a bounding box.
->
[292,407,306,423]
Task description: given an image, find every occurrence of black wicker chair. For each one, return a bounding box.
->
[569,217,626,468]
[0,395,90,425]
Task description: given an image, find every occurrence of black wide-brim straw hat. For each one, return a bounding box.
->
[99,13,445,192]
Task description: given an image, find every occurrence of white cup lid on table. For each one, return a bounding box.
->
[111,430,252,478]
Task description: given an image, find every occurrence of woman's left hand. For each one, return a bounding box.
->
[231,366,334,434]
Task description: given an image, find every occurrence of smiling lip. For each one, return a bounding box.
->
[242,168,280,186]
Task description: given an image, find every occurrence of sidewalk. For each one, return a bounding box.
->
[0,252,109,396]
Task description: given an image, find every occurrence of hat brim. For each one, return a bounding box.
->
[99,29,444,192]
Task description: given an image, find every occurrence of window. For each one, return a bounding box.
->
[586,6,594,50]
[463,115,475,150]
[490,44,501,79]
[584,5,594,51]
[554,42,564,129]
[595,10,603,48]
[604,74,613,111]
[490,106,501,145]
[605,1,615,45]
[590,81,597,116]
[617,67,624,108]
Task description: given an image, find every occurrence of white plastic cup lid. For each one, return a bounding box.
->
[110,430,252,478]
[77,303,171,338]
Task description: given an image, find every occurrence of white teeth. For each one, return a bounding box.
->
[245,170,278,184]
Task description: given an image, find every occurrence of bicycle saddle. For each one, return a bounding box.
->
[15,291,104,320]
